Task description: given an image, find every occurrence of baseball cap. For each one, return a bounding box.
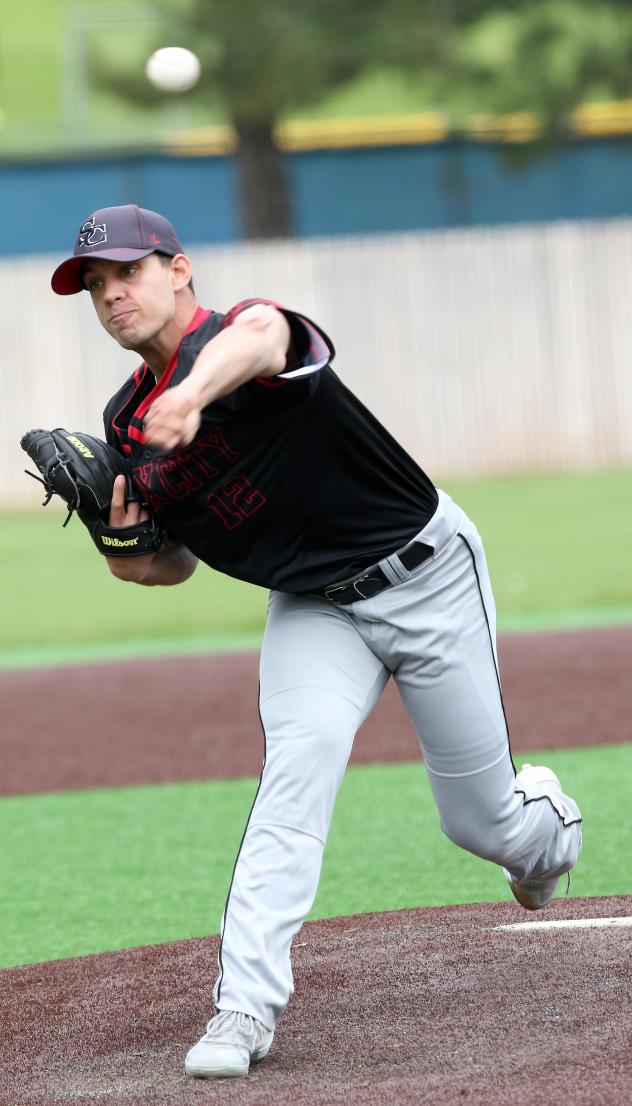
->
[51,204,184,295]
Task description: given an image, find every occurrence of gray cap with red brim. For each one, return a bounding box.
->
[51,204,184,295]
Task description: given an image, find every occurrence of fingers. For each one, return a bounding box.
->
[144,392,201,450]
[109,475,148,526]
[109,475,128,527]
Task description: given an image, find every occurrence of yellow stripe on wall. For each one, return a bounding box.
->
[165,100,632,157]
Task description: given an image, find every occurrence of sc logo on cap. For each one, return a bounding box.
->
[79,217,107,248]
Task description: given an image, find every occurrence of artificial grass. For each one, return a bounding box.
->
[0,744,628,970]
[2,470,632,666]
[447,469,632,619]
[0,509,268,655]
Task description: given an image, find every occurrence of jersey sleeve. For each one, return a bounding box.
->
[221,298,334,381]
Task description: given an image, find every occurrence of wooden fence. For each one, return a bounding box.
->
[3,218,632,507]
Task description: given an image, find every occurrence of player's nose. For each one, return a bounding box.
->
[103,278,126,305]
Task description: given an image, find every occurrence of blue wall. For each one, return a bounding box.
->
[294,138,632,233]
[2,136,632,256]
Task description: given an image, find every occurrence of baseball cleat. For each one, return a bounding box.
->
[184,1009,274,1078]
[503,763,565,911]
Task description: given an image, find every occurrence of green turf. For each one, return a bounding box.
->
[2,470,631,667]
[446,470,632,618]
[0,508,268,655]
[0,744,627,970]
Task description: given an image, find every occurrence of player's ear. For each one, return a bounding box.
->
[170,253,192,293]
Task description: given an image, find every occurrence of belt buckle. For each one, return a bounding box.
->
[324,571,383,603]
[350,573,384,600]
[324,582,348,601]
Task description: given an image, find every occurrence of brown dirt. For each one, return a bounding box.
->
[2,628,631,1105]
[1,896,630,1105]
[1,625,631,796]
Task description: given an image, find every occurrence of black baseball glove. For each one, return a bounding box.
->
[20,427,164,557]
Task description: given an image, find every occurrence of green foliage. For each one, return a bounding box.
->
[92,0,396,127]
[0,745,627,968]
[4,0,632,156]
[440,1,632,122]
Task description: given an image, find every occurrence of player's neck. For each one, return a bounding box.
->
[141,298,201,380]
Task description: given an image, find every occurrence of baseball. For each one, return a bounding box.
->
[145,47,201,93]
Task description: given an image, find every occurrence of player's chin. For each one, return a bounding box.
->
[108,323,141,350]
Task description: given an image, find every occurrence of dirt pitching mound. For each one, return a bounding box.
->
[2,626,631,796]
[1,896,631,1106]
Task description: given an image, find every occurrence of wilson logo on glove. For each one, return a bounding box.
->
[20,427,164,557]
[101,535,140,547]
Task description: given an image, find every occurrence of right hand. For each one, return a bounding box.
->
[144,384,201,451]
[105,476,157,582]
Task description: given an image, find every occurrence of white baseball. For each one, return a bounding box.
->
[145,47,201,93]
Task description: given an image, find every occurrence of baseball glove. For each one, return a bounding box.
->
[20,427,164,557]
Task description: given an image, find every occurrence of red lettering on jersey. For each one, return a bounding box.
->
[225,475,267,518]
[156,456,192,499]
[206,426,240,464]
[208,475,267,529]
[133,463,169,511]
[207,492,244,529]
[132,429,266,528]
[175,440,223,489]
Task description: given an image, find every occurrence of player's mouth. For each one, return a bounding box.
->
[109,308,136,328]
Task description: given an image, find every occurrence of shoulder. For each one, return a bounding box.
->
[181,309,225,352]
[221,298,335,373]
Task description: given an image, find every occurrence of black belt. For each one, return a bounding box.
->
[321,540,433,605]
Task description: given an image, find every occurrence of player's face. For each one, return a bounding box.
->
[82,255,179,350]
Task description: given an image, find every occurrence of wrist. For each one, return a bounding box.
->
[177,376,205,412]
[106,551,157,584]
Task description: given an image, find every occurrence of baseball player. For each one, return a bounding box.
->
[51,205,582,1080]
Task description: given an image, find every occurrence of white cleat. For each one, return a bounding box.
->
[503,763,565,911]
[184,1009,274,1079]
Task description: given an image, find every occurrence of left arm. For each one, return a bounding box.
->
[144,304,290,451]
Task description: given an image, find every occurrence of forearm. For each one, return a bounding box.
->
[179,322,286,410]
[143,305,290,451]
[107,542,198,586]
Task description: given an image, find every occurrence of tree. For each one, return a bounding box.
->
[421,1,632,140]
[95,0,470,239]
[96,0,632,238]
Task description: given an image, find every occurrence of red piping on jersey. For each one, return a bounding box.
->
[111,307,211,446]
[134,306,212,422]
[254,376,286,388]
[220,297,283,330]
[111,364,149,443]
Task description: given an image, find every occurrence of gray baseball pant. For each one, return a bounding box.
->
[213,491,582,1028]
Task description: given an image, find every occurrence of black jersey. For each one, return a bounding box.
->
[103,302,438,593]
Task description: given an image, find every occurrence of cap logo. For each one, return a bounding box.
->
[78,217,107,249]
[149,233,161,245]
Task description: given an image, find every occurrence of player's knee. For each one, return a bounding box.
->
[256,692,360,840]
[260,689,358,767]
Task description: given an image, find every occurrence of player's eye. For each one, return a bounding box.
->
[85,277,102,292]
[121,265,138,277]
